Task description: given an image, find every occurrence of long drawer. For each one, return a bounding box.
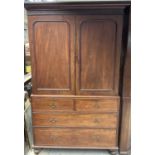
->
[33,113,117,128]
[32,97,74,111]
[34,128,117,147]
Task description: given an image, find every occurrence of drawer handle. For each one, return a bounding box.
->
[49,102,56,109]
[94,118,100,124]
[49,118,57,123]
[94,101,100,108]
[92,135,101,142]
[50,136,57,141]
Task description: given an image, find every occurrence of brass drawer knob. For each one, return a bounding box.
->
[94,118,100,124]
[49,102,56,109]
[94,101,100,108]
[50,136,57,141]
[92,135,101,142]
[49,118,57,123]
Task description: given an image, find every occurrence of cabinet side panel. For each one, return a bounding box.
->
[119,10,131,154]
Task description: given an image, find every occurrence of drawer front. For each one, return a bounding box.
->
[32,97,74,111]
[33,113,117,128]
[34,128,117,147]
[76,99,119,112]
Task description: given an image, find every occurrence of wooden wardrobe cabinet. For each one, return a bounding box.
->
[25,1,131,155]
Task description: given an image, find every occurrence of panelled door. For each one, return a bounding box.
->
[28,15,75,95]
[75,15,123,96]
[29,14,123,96]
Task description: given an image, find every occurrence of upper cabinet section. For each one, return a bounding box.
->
[25,1,130,95]
[28,15,75,94]
[76,15,123,95]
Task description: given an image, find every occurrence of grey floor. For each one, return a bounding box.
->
[27,149,111,155]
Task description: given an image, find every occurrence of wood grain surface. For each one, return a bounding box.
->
[33,113,117,128]
[25,1,131,152]
[34,128,117,147]
[75,15,123,95]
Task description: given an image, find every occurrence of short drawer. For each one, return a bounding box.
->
[33,113,117,128]
[31,97,74,111]
[34,128,117,147]
[75,98,119,112]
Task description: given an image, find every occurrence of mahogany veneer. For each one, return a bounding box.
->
[25,1,131,155]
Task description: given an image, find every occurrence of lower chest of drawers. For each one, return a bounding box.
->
[31,96,120,148]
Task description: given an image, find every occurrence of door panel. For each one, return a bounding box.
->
[28,15,75,94]
[76,15,123,95]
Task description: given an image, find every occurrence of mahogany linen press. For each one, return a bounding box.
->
[25,1,131,155]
